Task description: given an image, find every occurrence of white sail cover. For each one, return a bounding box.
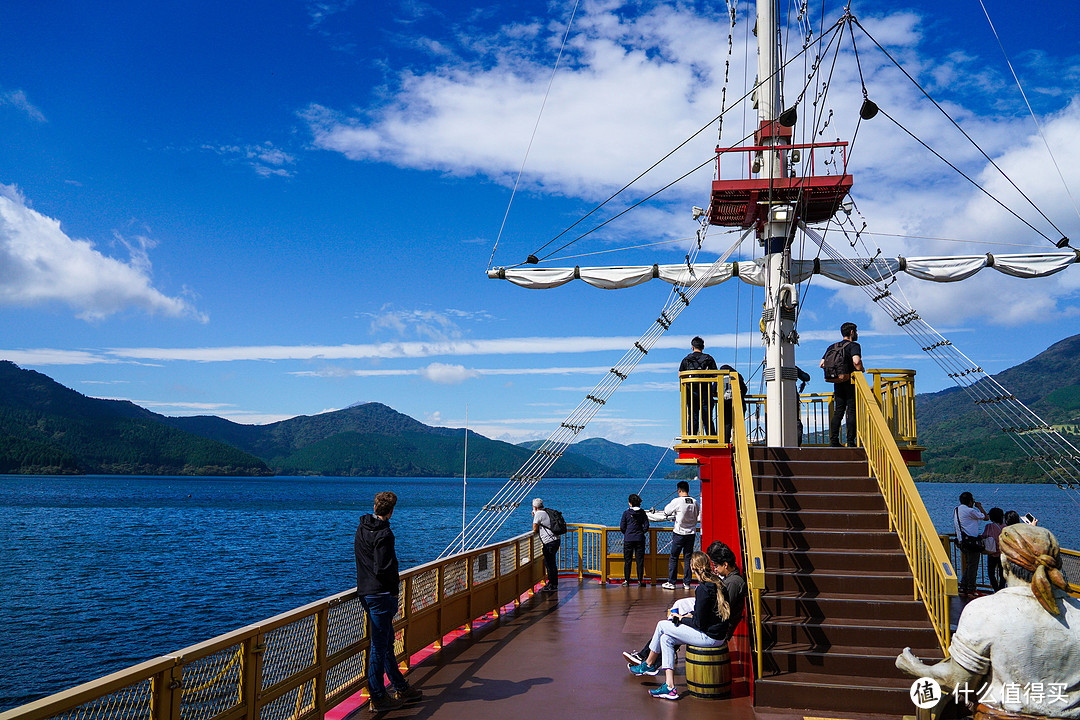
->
[488,251,1080,289]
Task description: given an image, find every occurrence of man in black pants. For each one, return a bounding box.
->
[821,322,864,447]
[532,498,560,591]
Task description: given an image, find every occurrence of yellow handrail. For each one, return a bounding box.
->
[728,372,766,680]
[853,371,957,653]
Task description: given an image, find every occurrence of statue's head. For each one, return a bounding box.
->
[1000,524,1068,615]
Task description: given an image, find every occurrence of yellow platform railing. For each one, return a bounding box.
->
[854,371,957,653]
[728,373,766,680]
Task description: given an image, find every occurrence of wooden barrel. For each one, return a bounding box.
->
[685,644,731,699]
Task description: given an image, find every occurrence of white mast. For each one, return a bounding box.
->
[756,0,798,446]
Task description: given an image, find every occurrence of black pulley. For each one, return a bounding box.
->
[778,106,798,127]
[860,98,879,120]
[1057,237,1071,249]
[526,254,539,264]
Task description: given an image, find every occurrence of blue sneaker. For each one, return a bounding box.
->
[649,684,679,700]
[628,661,661,676]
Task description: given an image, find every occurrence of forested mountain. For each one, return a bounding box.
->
[913,334,1080,482]
[0,361,269,475]
[520,437,678,478]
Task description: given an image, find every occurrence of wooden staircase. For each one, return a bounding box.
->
[749,446,945,717]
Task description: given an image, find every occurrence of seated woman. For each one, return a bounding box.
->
[627,551,730,700]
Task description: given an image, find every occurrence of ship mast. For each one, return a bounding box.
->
[756,0,798,446]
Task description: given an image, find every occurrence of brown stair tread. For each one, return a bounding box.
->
[764,615,940,630]
[765,567,911,578]
[755,671,914,690]
[764,641,943,658]
[762,589,924,601]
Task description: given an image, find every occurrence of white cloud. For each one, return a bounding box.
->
[420,362,479,384]
[0,185,203,321]
[0,88,46,123]
[202,142,296,177]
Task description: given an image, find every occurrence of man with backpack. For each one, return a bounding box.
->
[532,498,564,592]
[820,322,864,447]
[680,336,718,438]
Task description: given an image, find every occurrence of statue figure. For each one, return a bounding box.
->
[897,524,1080,719]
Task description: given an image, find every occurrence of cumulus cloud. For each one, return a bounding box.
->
[0,88,46,123]
[0,185,204,321]
[420,362,479,384]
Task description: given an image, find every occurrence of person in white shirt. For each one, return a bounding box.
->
[954,491,989,595]
[662,481,699,590]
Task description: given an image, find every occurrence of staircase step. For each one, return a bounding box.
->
[750,461,870,480]
[764,548,911,573]
[762,642,944,677]
[762,591,930,622]
[758,508,891,531]
[762,615,942,648]
[765,569,914,595]
[753,671,913,715]
[755,490,886,512]
[759,528,903,551]
[753,473,880,493]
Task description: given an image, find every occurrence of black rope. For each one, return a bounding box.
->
[851,17,1066,245]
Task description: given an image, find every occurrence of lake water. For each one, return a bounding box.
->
[1,474,1077,711]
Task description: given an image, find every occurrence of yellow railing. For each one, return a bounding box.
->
[728,373,766,680]
[0,532,548,720]
[854,371,957,653]
[681,368,918,452]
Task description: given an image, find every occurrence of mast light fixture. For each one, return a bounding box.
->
[770,204,794,223]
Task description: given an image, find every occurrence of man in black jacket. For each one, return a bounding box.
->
[354,491,423,711]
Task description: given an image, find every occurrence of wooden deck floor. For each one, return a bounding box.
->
[341,580,910,720]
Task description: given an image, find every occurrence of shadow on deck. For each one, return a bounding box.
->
[337,581,907,720]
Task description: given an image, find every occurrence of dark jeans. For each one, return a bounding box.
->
[987,555,1004,591]
[686,391,716,437]
[542,538,561,588]
[360,593,406,698]
[668,533,696,584]
[830,381,857,446]
[960,547,981,593]
[623,539,645,582]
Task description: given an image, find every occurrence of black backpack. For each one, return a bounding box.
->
[822,340,851,383]
[543,507,567,535]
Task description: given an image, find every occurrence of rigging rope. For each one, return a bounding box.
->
[486,0,582,272]
[800,221,1080,490]
[976,0,1080,229]
[438,225,755,558]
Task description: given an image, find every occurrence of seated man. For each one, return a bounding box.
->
[897,524,1080,719]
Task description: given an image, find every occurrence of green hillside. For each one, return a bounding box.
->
[521,437,678,478]
[0,361,270,475]
[913,334,1080,483]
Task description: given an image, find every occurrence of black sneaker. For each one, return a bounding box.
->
[622,650,644,665]
[393,684,423,704]
[369,693,403,712]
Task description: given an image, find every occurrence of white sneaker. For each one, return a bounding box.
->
[661,582,676,590]
[682,584,691,590]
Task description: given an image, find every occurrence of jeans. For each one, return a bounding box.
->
[987,554,1004,591]
[668,533,696,584]
[830,381,856,446]
[360,593,406,698]
[623,539,645,583]
[542,538,561,588]
[648,619,725,670]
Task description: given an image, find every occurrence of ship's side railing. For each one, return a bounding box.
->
[681,368,918,451]
[0,532,548,720]
[854,371,957,653]
[941,535,1080,599]
[728,373,766,679]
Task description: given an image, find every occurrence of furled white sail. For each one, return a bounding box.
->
[487,250,1079,289]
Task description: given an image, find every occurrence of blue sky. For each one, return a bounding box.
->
[1,0,1078,449]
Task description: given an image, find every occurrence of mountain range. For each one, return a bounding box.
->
[3,332,1079,480]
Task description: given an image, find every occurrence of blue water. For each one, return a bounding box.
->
[0,475,1077,711]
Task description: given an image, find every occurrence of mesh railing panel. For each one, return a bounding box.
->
[394,628,404,658]
[607,529,624,554]
[324,651,367,699]
[1060,552,1079,588]
[472,551,495,585]
[499,545,516,574]
[443,559,468,598]
[326,651,365,699]
[518,539,531,567]
[51,677,154,720]
[258,680,314,720]
[327,596,366,657]
[179,645,243,720]
[532,536,542,559]
[656,530,674,554]
[410,568,439,614]
[261,616,316,690]
[394,581,405,622]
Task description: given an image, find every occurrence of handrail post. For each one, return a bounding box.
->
[314,607,328,720]
[242,633,264,720]
[151,665,181,720]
